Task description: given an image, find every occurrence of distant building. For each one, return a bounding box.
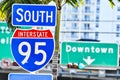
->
[59,0,120,44]
[0,0,120,44]
[60,0,101,41]
[99,0,120,44]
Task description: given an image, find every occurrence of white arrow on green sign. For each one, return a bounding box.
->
[60,42,119,67]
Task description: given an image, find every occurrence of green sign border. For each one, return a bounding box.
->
[60,41,119,67]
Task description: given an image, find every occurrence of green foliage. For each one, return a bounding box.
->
[108,0,120,8]
[0,0,118,31]
[0,0,42,30]
[65,0,84,7]
[109,0,115,8]
[0,0,84,30]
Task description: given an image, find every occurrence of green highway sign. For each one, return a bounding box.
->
[0,22,14,61]
[61,42,119,67]
[0,22,32,61]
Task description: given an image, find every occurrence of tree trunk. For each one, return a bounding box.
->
[55,8,61,53]
[52,1,61,80]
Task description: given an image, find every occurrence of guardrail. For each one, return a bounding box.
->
[58,65,120,79]
[1,61,120,79]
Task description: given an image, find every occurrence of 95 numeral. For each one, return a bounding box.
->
[18,42,46,65]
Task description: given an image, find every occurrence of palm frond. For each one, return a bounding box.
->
[0,0,8,11]
[2,0,14,12]
[109,0,115,8]
[65,0,84,7]
[0,0,44,29]
[28,0,42,4]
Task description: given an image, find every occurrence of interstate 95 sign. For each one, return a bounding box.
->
[11,29,54,72]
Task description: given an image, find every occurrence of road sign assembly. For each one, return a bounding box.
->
[10,4,56,80]
[11,29,54,72]
[61,42,119,67]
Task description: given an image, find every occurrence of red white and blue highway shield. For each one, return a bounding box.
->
[11,29,54,72]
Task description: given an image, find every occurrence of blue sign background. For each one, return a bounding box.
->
[11,38,54,72]
[9,73,52,80]
[12,4,56,26]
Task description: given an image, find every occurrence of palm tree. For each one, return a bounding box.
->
[0,0,119,80]
[0,0,84,52]
[0,0,84,80]
[0,0,118,52]
[0,0,118,54]
[0,10,6,21]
